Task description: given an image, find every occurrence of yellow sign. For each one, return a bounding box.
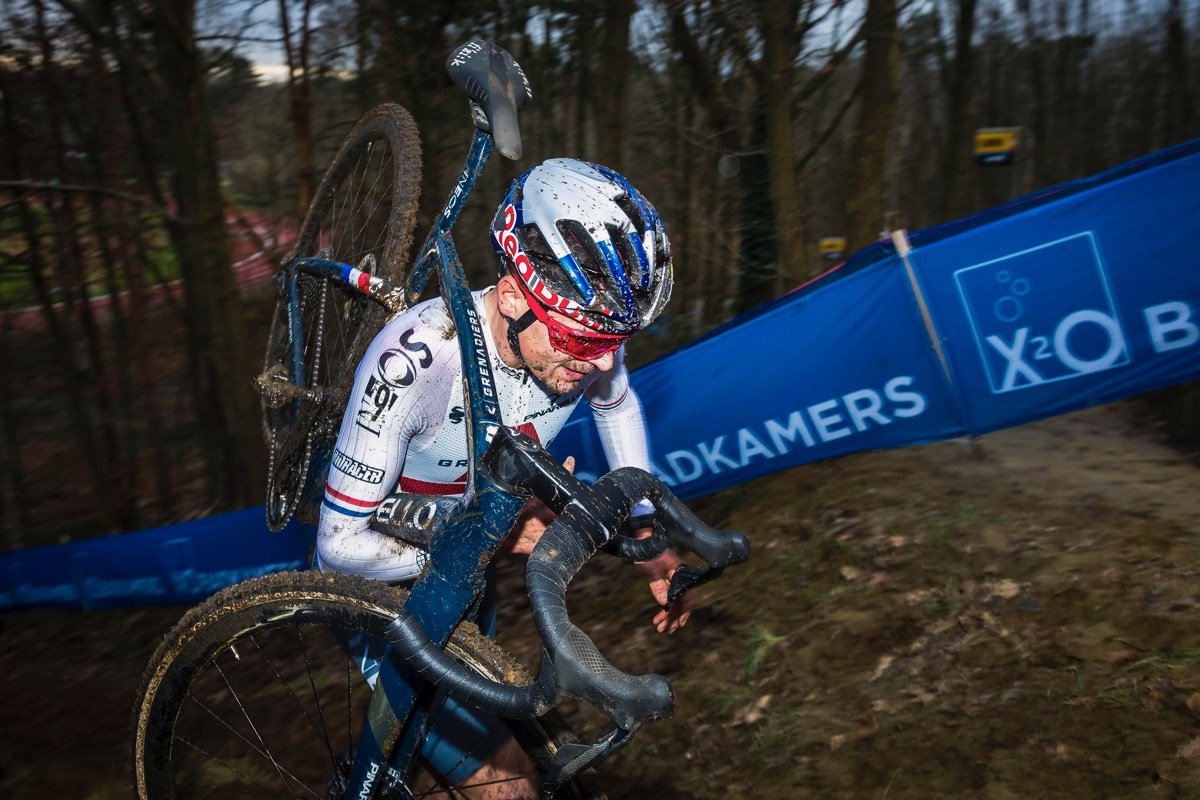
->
[819,237,846,261]
[974,128,1020,165]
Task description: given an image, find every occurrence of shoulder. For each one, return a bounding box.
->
[366,299,458,369]
[351,299,461,427]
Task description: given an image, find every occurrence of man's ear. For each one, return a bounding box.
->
[496,273,526,320]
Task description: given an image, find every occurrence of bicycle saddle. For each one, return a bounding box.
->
[445,39,532,160]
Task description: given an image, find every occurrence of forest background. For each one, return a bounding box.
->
[0,0,1197,544]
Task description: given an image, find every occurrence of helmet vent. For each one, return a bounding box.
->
[606,223,649,290]
[615,194,646,235]
[517,224,555,260]
[557,220,607,291]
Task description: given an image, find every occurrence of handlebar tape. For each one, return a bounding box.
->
[384,613,559,720]
[527,501,676,730]
[384,428,747,731]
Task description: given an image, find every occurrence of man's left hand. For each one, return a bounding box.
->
[633,528,693,634]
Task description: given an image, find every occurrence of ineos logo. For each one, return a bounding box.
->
[375,329,433,388]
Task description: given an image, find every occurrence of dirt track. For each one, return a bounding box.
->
[1,400,1198,798]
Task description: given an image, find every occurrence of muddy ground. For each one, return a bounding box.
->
[2,400,1199,799]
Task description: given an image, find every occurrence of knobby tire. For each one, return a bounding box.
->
[131,570,604,800]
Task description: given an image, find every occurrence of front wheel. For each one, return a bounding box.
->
[131,570,604,799]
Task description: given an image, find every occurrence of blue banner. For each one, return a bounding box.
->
[0,508,314,611]
[2,137,1197,612]
[913,151,1200,433]
[556,260,967,496]
[552,137,1200,492]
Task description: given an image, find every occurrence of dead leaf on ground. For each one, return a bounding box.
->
[1107,649,1139,668]
[728,694,773,727]
[869,654,895,682]
[1177,736,1200,758]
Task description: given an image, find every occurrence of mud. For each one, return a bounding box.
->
[2,401,1199,799]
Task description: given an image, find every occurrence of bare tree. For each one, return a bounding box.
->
[845,0,900,254]
[595,0,635,170]
[279,0,317,217]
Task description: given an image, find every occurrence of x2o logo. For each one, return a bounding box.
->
[955,232,1130,393]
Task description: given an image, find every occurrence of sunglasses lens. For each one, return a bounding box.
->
[511,273,628,359]
[549,326,626,359]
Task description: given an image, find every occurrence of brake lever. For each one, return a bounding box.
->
[661,518,750,606]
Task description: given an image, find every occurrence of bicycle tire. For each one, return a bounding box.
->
[131,570,605,800]
[261,104,422,530]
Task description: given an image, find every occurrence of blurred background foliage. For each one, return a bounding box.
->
[0,0,1196,542]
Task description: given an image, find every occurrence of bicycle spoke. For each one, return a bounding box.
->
[182,693,322,799]
[212,660,306,799]
[173,735,287,798]
[247,629,339,771]
[343,653,353,756]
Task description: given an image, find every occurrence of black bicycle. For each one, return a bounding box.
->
[132,39,749,800]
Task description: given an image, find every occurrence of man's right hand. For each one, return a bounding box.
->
[501,456,575,555]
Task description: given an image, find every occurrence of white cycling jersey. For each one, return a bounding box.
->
[317,287,652,582]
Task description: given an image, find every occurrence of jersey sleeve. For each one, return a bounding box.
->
[585,346,654,474]
[316,310,458,583]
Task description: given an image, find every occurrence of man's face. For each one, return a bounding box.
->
[498,274,622,394]
[520,304,618,394]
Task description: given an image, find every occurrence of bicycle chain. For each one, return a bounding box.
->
[264,269,329,532]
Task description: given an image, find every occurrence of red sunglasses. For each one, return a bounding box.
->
[512,277,629,360]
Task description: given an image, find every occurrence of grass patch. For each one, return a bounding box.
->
[1131,647,1200,671]
[743,624,786,680]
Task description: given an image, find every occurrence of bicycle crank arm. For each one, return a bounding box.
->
[254,364,346,408]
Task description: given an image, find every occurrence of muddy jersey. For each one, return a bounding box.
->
[317,287,651,582]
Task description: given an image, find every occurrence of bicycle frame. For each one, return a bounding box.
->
[283,126,534,797]
[270,42,750,798]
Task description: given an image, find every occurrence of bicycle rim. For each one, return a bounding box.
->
[261,104,421,529]
[132,571,604,800]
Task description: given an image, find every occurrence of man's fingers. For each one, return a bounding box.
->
[649,578,669,607]
[563,455,575,473]
[652,606,689,634]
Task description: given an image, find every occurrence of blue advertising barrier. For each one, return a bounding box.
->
[552,137,1200,494]
[0,508,314,611]
[2,138,1197,612]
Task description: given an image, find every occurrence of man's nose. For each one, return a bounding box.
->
[586,350,616,371]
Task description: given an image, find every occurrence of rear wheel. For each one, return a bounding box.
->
[132,571,604,799]
[260,104,422,530]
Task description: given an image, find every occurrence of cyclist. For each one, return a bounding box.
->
[317,157,690,797]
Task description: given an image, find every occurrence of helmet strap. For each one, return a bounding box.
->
[504,308,538,367]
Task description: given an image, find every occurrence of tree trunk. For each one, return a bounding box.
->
[150,0,264,508]
[0,315,28,545]
[734,108,778,314]
[573,4,598,158]
[1163,0,1192,146]
[845,0,900,254]
[1015,0,1049,188]
[595,0,634,170]
[280,0,316,218]
[760,0,807,288]
[935,0,979,222]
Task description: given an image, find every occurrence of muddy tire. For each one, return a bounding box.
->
[131,570,604,799]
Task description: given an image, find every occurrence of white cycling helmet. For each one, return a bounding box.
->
[491,158,673,335]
